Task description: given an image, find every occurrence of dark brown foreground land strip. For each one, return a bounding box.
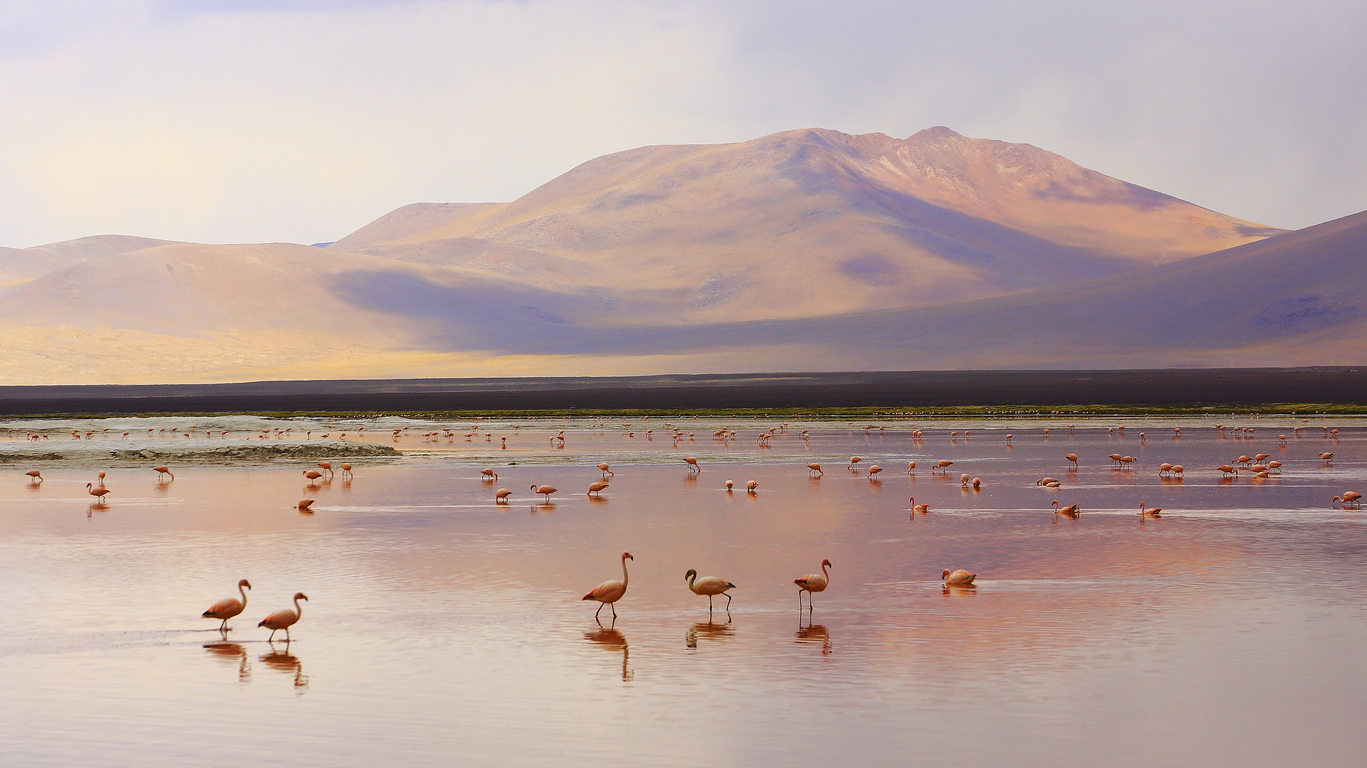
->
[0,368,1363,415]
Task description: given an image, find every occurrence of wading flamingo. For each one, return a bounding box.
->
[684,569,736,611]
[86,483,110,503]
[1066,454,1078,469]
[807,463,823,476]
[933,460,953,473]
[302,470,324,484]
[910,496,929,514]
[683,457,701,473]
[480,468,498,481]
[907,461,917,474]
[202,579,251,631]
[847,456,862,470]
[587,481,609,498]
[1332,491,1362,509]
[25,470,42,484]
[531,484,558,502]
[745,480,759,493]
[583,552,632,620]
[1052,500,1081,519]
[258,593,308,642]
[868,465,882,480]
[153,466,174,481]
[495,488,512,503]
[794,559,831,610]
[942,568,976,587]
[1139,502,1162,518]
[597,463,614,478]
[297,499,314,511]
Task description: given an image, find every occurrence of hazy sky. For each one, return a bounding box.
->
[1,0,1363,247]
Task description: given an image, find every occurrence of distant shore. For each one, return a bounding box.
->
[1,368,1364,417]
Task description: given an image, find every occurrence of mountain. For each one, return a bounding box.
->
[331,128,1281,322]
[0,235,179,293]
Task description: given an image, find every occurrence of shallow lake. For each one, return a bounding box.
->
[1,415,1365,767]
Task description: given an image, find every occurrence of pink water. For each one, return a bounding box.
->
[1,417,1365,767]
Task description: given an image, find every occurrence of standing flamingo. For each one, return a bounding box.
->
[302,470,324,484]
[258,593,308,642]
[495,488,512,503]
[683,457,701,473]
[86,483,111,503]
[480,468,499,481]
[684,569,736,611]
[583,552,633,620]
[531,484,558,502]
[1065,454,1078,469]
[340,463,353,480]
[794,559,831,610]
[25,470,42,484]
[807,463,823,476]
[153,465,174,481]
[1332,491,1362,509]
[203,579,251,631]
[597,463,614,477]
[317,462,334,478]
[847,456,861,470]
[587,481,609,498]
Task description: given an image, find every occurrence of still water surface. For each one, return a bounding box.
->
[1,417,1365,767]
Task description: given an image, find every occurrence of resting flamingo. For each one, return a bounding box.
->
[942,568,976,587]
[1138,502,1162,518]
[794,559,831,610]
[297,499,314,511]
[202,579,251,631]
[684,569,736,611]
[1052,500,1081,519]
[583,552,632,620]
[910,496,929,514]
[258,593,308,642]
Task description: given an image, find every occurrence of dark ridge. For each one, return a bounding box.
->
[0,368,1362,415]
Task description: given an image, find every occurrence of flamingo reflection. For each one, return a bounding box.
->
[203,641,251,683]
[260,643,308,691]
[795,620,832,656]
[584,625,633,681]
[685,620,735,650]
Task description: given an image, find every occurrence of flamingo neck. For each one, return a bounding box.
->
[239,584,248,607]
[293,597,304,617]
[621,558,630,586]
[821,562,830,579]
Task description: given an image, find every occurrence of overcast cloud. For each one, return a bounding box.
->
[0,0,1362,246]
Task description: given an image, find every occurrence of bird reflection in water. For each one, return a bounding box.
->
[260,642,308,692]
[531,503,557,514]
[685,620,734,650]
[584,624,633,681]
[87,502,110,519]
[795,621,832,656]
[204,641,251,683]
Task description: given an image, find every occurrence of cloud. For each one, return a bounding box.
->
[0,0,1363,247]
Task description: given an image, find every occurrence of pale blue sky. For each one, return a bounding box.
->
[0,0,1362,246]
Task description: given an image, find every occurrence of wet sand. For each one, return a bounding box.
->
[1,416,1365,766]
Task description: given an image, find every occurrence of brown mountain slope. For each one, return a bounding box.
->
[333,127,1281,323]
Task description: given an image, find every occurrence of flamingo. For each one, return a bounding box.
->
[909,496,929,514]
[96,470,107,487]
[683,457,701,473]
[153,465,174,481]
[258,593,308,642]
[583,552,632,620]
[1138,502,1162,518]
[971,477,982,489]
[794,559,831,609]
[1320,453,1335,463]
[25,470,42,484]
[302,470,324,484]
[317,462,334,478]
[587,481,609,498]
[480,468,499,481]
[597,463,614,477]
[1066,454,1078,469]
[807,463,823,476]
[340,463,353,480]
[942,568,976,587]
[959,473,970,486]
[531,484,558,502]
[493,488,513,503]
[1218,465,1239,477]
[907,461,917,474]
[1332,491,1362,509]
[202,579,251,631]
[847,456,861,470]
[746,480,759,493]
[684,569,736,611]
[933,460,953,473]
[1052,500,1081,519]
[867,465,882,480]
[86,483,110,503]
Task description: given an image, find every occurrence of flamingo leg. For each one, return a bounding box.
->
[610,603,617,619]
[594,602,604,620]
[724,593,732,609]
